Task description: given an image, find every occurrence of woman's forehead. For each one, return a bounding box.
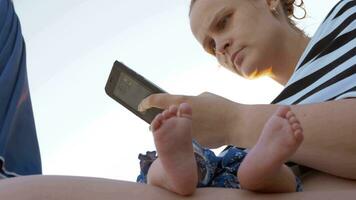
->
[189,0,228,43]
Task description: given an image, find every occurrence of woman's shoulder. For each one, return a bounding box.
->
[271,0,355,105]
[323,0,355,23]
[286,0,355,79]
[315,0,355,38]
[295,0,355,76]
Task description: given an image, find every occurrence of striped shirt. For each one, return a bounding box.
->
[272,0,356,105]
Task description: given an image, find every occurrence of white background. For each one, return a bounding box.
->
[13,0,339,181]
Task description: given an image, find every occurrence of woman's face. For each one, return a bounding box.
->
[190,0,284,78]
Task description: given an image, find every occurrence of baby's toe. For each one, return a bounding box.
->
[177,103,192,119]
[286,110,295,119]
[293,129,304,144]
[275,106,291,118]
[162,109,174,120]
[288,115,298,125]
[151,113,164,132]
[291,122,302,133]
[168,105,178,115]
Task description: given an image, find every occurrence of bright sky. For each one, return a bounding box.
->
[13,0,339,181]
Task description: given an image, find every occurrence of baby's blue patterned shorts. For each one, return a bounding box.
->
[137,140,302,192]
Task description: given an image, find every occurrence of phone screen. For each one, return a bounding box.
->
[105,61,165,124]
[113,71,152,111]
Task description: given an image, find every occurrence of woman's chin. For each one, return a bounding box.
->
[241,68,258,79]
[241,66,272,80]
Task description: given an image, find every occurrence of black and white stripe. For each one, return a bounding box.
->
[272,0,356,105]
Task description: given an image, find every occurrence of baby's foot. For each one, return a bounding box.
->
[150,103,197,195]
[238,106,303,190]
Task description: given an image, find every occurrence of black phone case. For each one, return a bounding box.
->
[105,61,165,124]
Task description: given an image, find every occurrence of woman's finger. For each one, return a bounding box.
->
[138,93,190,111]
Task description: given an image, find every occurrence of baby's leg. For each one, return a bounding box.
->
[147,103,198,196]
[238,106,303,193]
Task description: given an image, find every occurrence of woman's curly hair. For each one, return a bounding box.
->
[282,0,306,20]
[189,0,307,20]
[282,0,307,34]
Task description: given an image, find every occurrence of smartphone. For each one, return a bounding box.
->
[105,61,166,124]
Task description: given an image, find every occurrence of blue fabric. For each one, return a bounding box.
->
[137,141,302,192]
[0,0,42,177]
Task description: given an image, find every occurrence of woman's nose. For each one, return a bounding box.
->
[215,39,231,55]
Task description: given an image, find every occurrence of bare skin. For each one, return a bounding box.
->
[139,93,356,180]
[1,174,356,200]
[134,2,356,182]
[4,100,356,200]
[238,106,303,192]
[147,103,198,196]
[0,0,354,199]
[147,103,303,195]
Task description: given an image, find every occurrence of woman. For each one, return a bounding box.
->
[137,0,356,193]
[0,0,355,199]
[139,0,356,181]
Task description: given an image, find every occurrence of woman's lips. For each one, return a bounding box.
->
[231,48,244,71]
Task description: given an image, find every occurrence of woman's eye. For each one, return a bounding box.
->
[216,14,231,30]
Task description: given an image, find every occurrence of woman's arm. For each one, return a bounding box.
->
[0,175,356,200]
[236,98,356,179]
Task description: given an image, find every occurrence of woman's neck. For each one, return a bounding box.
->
[271,28,310,86]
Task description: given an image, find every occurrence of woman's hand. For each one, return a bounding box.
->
[139,92,240,148]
